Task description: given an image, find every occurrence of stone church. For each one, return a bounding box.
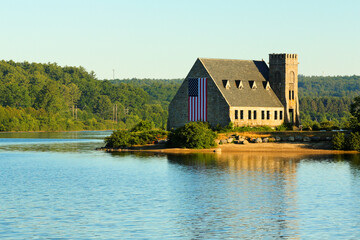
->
[167,53,300,130]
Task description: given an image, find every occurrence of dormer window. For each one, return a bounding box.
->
[222,79,230,89]
[249,80,257,89]
[235,80,243,89]
[263,81,271,90]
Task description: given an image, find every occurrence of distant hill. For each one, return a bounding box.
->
[111,75,360,128]
[298,75,360,98]
[0,61,168,131]
[1,59,358,132]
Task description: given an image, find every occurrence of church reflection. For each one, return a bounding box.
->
[166,152,304,238]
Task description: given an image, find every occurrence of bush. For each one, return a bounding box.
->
[345,132,360,151]
[167,122,217,149]
[131,120,154,132]
[332,132,345,150]
[104,129,168,148]
[312,122,321,131]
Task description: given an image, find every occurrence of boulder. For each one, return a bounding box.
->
[275,136,281,142]
[255,138,262,143]
[303,137,311,142]
[227,137,234,143]
[249,138,256,143]
[220,139,228,144]
[311,136,321,142]
[215,139,221,144]
[295,135,303,141]
[262,137,269,143]
[268,137,276,142]
[242,140,249,144]
[288,136,295,142]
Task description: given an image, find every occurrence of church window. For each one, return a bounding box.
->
[222,80,230,89]
[292,91,295,100]
[253,110,257,120]
[267,111,270,120]
[240,110,244,119]
[249,81,257,89]
[235,110,238,120]
[290,71,295,83]
[248,110,252,120]
[280,111,283,120]
[261,111,265,120]
[289,90,292,100]
[274,111,278,120]
[235,80,243,89]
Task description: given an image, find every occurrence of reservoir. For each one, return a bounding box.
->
[1,131,360,239]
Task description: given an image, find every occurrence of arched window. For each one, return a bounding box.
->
[290,71,295,83]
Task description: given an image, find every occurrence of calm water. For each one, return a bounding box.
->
[1,131,360,239]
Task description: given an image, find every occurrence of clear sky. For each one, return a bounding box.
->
[1,0,359,79]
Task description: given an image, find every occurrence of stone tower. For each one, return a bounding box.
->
[268,53,300,126]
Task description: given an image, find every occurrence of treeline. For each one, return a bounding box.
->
[0,61,168,131]
[298,75,360,98]
[109,78,183,110]
[298,75,360,128]
[1,58,359,132]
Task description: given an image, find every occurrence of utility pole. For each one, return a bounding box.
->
[112,69,115,80]
[115,104,118,123]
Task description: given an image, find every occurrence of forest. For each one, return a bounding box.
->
[0,59,359,131]
[0,61,167,131]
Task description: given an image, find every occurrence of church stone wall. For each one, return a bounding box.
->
[167,59,230,130]
[230,106,284,127]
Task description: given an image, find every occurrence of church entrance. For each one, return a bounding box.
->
[289,109,294,124]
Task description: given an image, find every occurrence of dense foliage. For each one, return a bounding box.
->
[1,58,359,132]
[0,61,168,131]
[167,122,217,149]
[104,121,168,148]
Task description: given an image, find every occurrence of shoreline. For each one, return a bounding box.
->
[98,142,358,155]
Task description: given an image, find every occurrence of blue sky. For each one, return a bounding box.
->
[1,0,359,79]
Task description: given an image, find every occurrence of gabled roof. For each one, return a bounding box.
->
[199,58,283,108]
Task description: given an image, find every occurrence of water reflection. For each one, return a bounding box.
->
[1,132,360,238]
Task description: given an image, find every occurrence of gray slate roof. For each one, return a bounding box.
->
[199,58,283,108]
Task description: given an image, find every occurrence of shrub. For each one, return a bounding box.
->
[131,120,154,132]
[345,132,360,151]
[167,122,217,149]
[312,122,321,131]
[105,129,168,148]
[332,132,345,150]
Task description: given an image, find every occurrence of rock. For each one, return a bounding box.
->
[275,136,281,142]
[235,135,240,140]
[227,137,234,143]
[220,139,228,144]
[303,137,311,142]
[241,140,249,144]
[288,136,295,142]
[311,136,321,142]
[262,137,269,143]
[158,139,167,144]
[295,136,303,141]
[269,137,276,142]
[249,138,256,143]
[233,140,240,144]
[255,138,262,143]
[215,139,221,144]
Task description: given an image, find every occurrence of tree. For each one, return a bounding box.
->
[167,122,217,149]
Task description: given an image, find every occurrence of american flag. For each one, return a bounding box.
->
[188,78,207,121]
